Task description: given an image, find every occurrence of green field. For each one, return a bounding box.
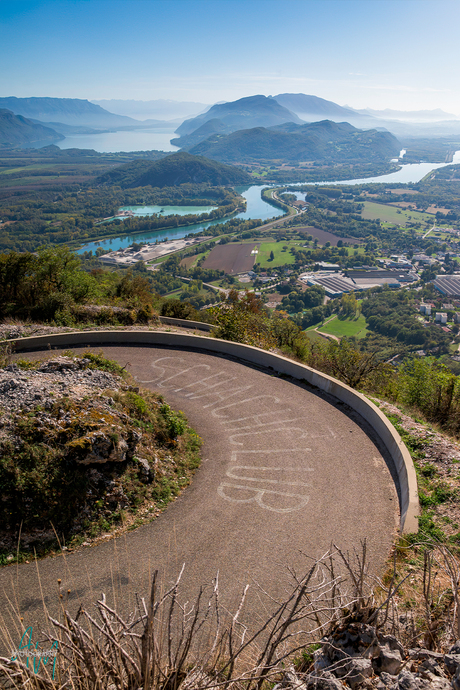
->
[317,314,368,339]
[304,328,328,344]
[361,201,432,226]
[257,241,299,267]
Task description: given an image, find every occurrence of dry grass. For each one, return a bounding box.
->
[0,544,384,689]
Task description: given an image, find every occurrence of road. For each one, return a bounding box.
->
[0,344,399,652]
[423,225,436,239]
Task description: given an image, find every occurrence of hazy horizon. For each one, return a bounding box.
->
[2,0,460,116]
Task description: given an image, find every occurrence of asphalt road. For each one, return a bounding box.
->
[0,344,399,653]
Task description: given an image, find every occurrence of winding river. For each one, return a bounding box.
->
[77,155,460,255]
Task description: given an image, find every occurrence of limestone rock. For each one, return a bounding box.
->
[334,657,373,689]
[373,645,403,676]
[443,652,460,675]
[305,670,346,689]
[75,432,130,465]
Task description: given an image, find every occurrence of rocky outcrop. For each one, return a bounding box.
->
[0,354,199,558]
[274,623,460,689]
[0,357,119,411]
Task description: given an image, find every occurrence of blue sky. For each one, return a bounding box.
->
[2,0,460,114]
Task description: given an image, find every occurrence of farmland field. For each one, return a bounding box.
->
[257,241,297,267]
[202,242,258,274]
[295,225,362,246]
[304,327,328,344]
[361,202,431,225]
[180,253,207,269]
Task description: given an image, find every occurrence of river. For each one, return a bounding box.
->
[77,184,284,254]
[77,155,460,254]
[295,150,460,186]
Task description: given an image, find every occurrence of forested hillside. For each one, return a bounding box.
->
[96,151,252,188]
[0,109,63,146]
[187,121,400,163]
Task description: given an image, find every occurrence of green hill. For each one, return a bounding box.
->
[0,109,63,147]
[187,120,401,163]
[95,151,252,188]
[171,118,228,149]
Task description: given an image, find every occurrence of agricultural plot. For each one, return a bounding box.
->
[257,241,297,267]
[296,226,362,246]
[202,242,258,274]
[180,253,207,269]
[361,202,431,226]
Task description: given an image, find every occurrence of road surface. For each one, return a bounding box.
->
[0,344,399,652]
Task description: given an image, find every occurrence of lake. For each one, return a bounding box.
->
[56,127,179,153]
[116,204,218,218]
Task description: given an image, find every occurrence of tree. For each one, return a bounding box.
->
[210,290,275,349]
[308,339,388,389]
[340,292,358,317]
[0,246,97,320]
[269,250,275,261]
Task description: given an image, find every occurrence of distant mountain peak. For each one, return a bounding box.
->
[174,94,303,146]
[273,93,365,121]
[0,108,63,147]
[0,97,139,129]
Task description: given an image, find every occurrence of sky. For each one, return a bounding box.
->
[2,0,460,115]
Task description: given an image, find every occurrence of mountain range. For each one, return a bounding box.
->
[355,107,458,122]
[2,93,460,150]
[174,95,304,141]
[0,97,139,129]
[172,93,460,146]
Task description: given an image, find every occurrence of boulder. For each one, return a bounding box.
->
[443,652,460,676]
[74,432,129,464]
[334,657,373,689]
[373,645,403,676]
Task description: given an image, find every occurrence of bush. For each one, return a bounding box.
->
[160,299,199,320]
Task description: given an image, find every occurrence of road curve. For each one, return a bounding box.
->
[0,340,399,650]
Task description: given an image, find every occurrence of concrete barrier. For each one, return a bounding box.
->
[7,329,419,533]
[159,316,212,331]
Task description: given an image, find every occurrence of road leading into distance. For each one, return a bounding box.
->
[0,343,399,649]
